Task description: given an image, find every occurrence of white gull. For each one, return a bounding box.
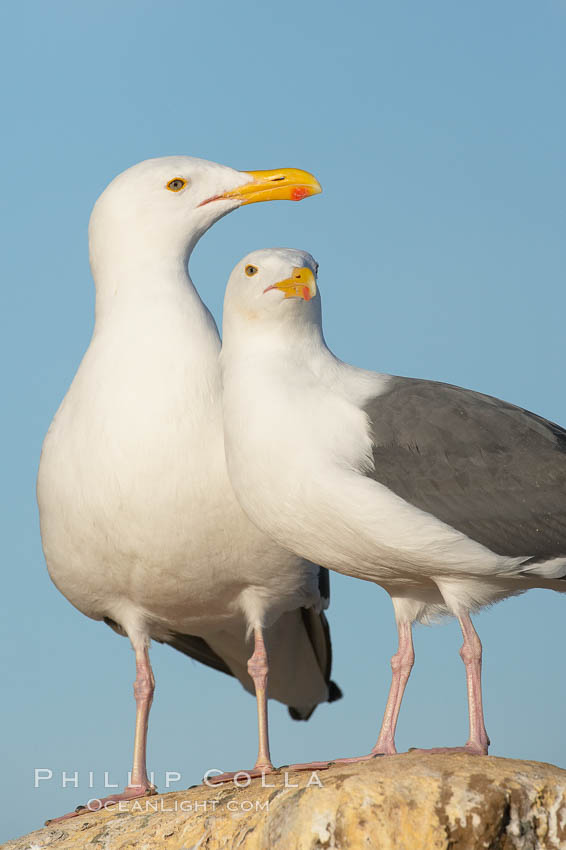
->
[220,247,566,763]
[37,162,340,821]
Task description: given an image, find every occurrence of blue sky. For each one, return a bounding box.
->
[2,0,566,841]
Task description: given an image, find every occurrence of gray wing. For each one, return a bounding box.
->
[318,566,330,607]
[365,376,566,561]
[103,616,236,677]
[159,632,235,677]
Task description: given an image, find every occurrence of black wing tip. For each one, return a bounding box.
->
[328,680,343,703]
[288,706,310,722]
[287,679,343,721]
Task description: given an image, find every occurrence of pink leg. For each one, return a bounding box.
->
[207,627,276,785]
[46,644,157,824]
[459,613,490,753]
[288,620,415,771]
[371,620,414,754]
[411,613,490,755]
[328,620,415,765]
[128,644,156,788]
[249,626,274,772]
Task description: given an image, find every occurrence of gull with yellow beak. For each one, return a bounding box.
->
[37,159,340,823]
[221,247,566,763]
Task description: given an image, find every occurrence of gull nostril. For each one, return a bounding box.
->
[269,175,286,182]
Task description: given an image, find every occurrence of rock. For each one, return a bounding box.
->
[4,754,566,849]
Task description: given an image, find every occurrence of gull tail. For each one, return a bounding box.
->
[287,567,343,720]
[161,610,343,721]
[288,607,343,721]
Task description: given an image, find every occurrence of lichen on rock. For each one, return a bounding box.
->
[5,753,566,850]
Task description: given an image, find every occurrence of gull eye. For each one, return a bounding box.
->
[245,265,259,277]
[166,178,188,192]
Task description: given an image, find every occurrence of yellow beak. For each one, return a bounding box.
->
[219,168,322,205]
[265,267,317,301]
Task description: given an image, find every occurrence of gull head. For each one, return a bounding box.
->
[89,157,321,274]
[223,248,322,336]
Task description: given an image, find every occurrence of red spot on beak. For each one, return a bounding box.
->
[291,186,310,201]
[302,286,311,301]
